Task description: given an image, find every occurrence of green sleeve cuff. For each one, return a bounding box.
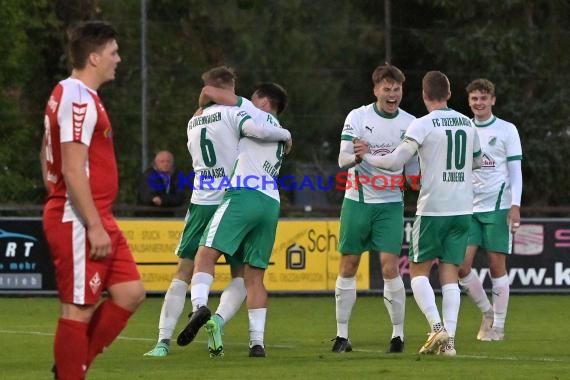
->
[238,115,252,137]
[507,155,522,161]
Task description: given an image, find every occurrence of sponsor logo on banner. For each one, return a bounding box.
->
[266,221,369,291]
[514,224,544,255]
[554,229,570,249]
[0,228,42,289]
[286,243,306,269]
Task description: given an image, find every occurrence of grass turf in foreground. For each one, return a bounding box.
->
[1,295,569,380]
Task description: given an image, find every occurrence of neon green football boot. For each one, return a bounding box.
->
[206,314,224,358]
[143,341,169,357]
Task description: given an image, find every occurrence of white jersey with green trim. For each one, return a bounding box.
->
[187,104,248,205]
[236,97,267,130]
[340,103,415,203]
[472,116,522,212]
[405,108,481,216]
[230,98,285,202]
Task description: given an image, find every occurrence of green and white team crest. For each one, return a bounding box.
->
[488,136,497,146]
[400,130,406,140]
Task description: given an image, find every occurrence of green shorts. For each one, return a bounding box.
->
[200,189,280,269]
[468,209,512,254]
[409,214,471,265]
[338,199,404,255]
[176,203,242,268]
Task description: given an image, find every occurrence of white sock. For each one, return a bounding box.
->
[459,269,492,313]
[335,276,356,338]
[190,272,213,309]
[491,274,510,329]
[383,276,405,339]
[158,278,188,342]
[441,283,461,337]
[411,276,441,328]
[215,277,246,325]
[248,308,267,347]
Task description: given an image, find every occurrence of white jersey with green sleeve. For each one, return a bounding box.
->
[236,96,270,131]
[186,104,245,205]
[229,107,285,203]
[405,108,481,216]
[472,116,523,212]
[340,103,416,203]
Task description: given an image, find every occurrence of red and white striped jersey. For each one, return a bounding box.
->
[43,78,118,219]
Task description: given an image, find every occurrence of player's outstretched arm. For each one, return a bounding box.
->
[199,86,238,107]
[356,138,418,171]
[338,139,361,169]
[241,117,291,142]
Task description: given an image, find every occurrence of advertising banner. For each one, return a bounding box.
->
[116,219,185,292]
[0,218,55,293]
[117,219,369,292]
[369,218,570,293]
[489,219,570,292]
[267,219,369,291]
[1,217,568,294]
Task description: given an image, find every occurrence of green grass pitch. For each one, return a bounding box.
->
[1,295,569,379]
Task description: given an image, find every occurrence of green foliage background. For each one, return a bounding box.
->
[1,0,568,207]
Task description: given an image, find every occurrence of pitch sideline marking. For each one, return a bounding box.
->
[0,329,293,348]
[0,330,568,362]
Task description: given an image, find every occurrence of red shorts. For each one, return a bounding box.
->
[43,214,141,305]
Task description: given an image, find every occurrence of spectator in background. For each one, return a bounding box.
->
[138,150,186,216]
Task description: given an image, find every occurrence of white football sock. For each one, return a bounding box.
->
[335,276,356,338]
[215,277,246,325]
[491,274,510,329]
[190,272,213,309]
[158,278,188,342]
[459,269,492,313]
[383,276,406,339]
[411,275,441,328]
[441,283,461,337]
[248,308,267,347]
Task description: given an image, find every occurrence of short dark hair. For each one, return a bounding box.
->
[68,21,118,70]
[372,64,406,85]
[252,82,288,115]
[201,66,236,89]
[466,78,495,96]
[422,71,450,101]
